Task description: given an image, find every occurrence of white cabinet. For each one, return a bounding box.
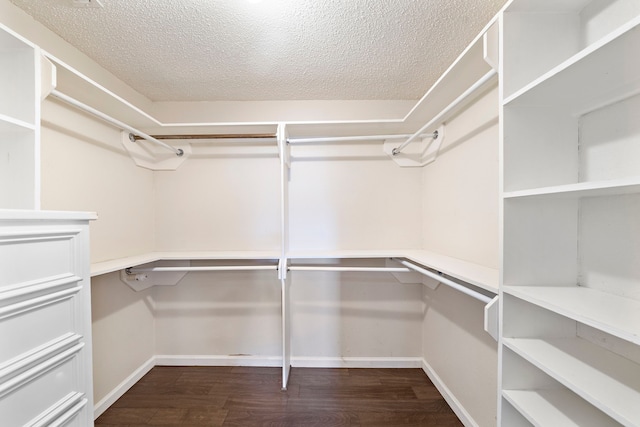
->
[0,210,96,426]
[500,0,640,425]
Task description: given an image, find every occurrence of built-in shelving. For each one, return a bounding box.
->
[500,0,640,425]
[504,337,640,426]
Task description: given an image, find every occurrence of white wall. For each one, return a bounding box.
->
[91,274,154,408]
[289,146,423,251]
[154,155,281,252]
[41,101,155,262]
[421,87,499,268]
[290,269,423,362]
[153,270,281,361]
[421,87,500,427]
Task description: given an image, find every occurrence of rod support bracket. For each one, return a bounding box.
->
[128,133,137,143]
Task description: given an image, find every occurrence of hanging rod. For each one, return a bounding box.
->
[392,69,498,156]
[287,133,437,145]
[288,266,412,273]
[126,265,278,274]
[129,133,277,141]
[395,259,494,304]
[49,90,184,157]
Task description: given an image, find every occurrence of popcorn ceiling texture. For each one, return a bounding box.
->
[11,0,507,102]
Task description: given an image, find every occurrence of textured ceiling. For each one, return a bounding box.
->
[10,0,507,102]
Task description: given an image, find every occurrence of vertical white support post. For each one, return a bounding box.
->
[277,123,291,389]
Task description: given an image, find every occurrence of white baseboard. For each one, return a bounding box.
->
[155,354,283,367]
[292,356,422,368]
[93,356,155,420]
[422,358,477,427]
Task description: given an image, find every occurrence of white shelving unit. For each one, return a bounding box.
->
[500,0,640,425]
[0,23,39,209]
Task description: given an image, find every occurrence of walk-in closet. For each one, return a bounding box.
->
[1,0,639,426]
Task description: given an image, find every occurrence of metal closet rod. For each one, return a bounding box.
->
[49,90,184,157]
[129,133,277,141]
[126,265,278,273]
[395,259,494,304]
[392,68,498,156]
[288,266,412,273]
[286,133,437,144]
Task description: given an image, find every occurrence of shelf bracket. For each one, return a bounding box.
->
[121,132,190,171]
[383,124,445,167]
[483,296,499,341]
[277,123,291,169]
[119,260,189,291]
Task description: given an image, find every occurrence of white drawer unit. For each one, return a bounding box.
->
[0,210,96,427]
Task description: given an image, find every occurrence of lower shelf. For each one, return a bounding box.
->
[502,389,621,427]
[503,337,640,426]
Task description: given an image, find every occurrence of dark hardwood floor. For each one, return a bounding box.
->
[95,366,464,426]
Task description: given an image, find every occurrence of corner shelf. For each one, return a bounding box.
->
[503,337,640,426]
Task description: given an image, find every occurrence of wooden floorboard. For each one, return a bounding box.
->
[95,366,464,426]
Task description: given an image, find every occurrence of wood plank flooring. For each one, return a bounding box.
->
[95,366,464,426]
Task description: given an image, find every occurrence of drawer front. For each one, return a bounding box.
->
[0,340,86,427]
[0,280,81,365]
[0,226,82,287]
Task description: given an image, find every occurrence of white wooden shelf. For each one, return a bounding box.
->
[504,0,594,12]
[287,249,498,293]
[502,389,621,427]
[90,250,281,277]
[284,249,406,259]
[0,113,35,132]
[504,337,640,426]
[403,250,498,293]
[504,286,640,346]
[503,178,640,200]
[0,209,96,221]
[503,16,640,115]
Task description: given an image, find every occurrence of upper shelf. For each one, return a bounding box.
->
[504,16,640,116]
